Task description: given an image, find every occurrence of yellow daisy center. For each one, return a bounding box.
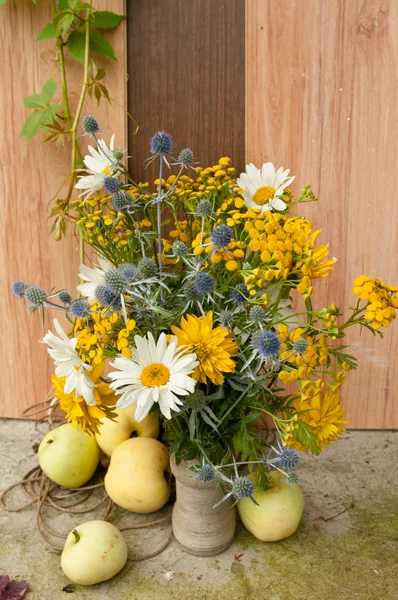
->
[191,343,210,362]
[253,186,276,206]
[141,363,170,387]
[102,165,111,175]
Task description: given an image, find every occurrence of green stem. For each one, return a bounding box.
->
[219,384,253,425]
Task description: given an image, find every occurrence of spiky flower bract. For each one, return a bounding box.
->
[109,333,198,420]
[194,272,215,296]
[279,448,300,470]
[103,175,121,194]
[249,305,265,323]
[196,199,212,217]
[104,269,128,294]
[70,299,91,319]
[231,476,255,499]
[12,280,28,298]
[25,286,47,307]
[83,115,99,135]
[150,131,172,155]
[103,287,122,310]
[58,291,72,304]
[178,148,194,166]
[112,190,133,212]
[211,225,232,250]
[195,464,214,482]
[171,312,238,385]
[173,241,188,258]
[231,283,250,304]
[256,330,281,358]
[293,338,308,354]
[138,257,157,278]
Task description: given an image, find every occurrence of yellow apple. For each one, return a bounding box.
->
[61,520,128,585]
[105,437,170,513]
[38,423,100,488]
[238,472,304,541]
[95,404,159,457]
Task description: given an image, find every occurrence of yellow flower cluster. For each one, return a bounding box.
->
[353,276,398,330]
[277,325,329,384]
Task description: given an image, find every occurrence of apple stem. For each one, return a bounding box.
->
[72,529,80,543]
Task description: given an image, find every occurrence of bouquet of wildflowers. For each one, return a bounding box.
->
[14,117,398,501]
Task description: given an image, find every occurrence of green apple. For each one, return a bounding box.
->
[104,437,170,513]
[95,404,159,457]
[38,423,100,488]
[238,472,304,541]
[61,520,128,585]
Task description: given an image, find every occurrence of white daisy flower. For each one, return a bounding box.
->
[42,319,95,405]
[77,256,113,302]
[75,134,118,200]
[109,332,199,421]
[237,162,295,213]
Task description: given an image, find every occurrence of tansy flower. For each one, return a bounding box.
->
[171,312,238,385]
[75,135,118,200]
[237,162,294,213]
[285,377,348,452]
[108,333,198,421]
[77,256,114,302]
[52,361,117,434]
[42,319,95,405]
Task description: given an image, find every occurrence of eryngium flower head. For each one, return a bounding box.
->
[82,115,99,135]
[70,299,91,319]
[113,149,124,161]
[138,257,157,278]
[231,475,255,499]
[58,291,72,304]
[172,240,188,258]
[194,272,215,296]
[12,280,28,298]
[150,130,172,155]
[196,199,212,217]
[195,464,214,483]
[94,284,107,305]
[112,190,133,212]
[178,148,194,166]
[256,330,281,358]
[211,225,232,250]
[231,283,250,304]
[218,309,234,329]
[184,388,207,410]
[285,472,299,484]
[119,264,139,282]
[25,286,47,307]
[249,305,265,323]
[104,269,128,294]
[103,176,121,194]
[183,280,197,300]
[279,448,300,470]
[293,338,308,354]
[103,287,122,310]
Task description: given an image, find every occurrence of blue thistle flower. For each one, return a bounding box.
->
[104,269,128,294]
[82,115,99,135]
[196,199,212,217]
[231,476,255,499]
[70,299,91,319]
[256,330,281,358]
[249,305,265,323]
[195,465,214,483]
[25,286,47,307]
[184,389,207,410]
[293,338,308,354]
[58,291,72,304]
[172,241,188,258]
[103,176,121,194]
[286,472,299,484]
[150,131,172,155]
[103,287,121,310]
[218,309,234,329]
[94,284,107,305]
[183,280,196,300]
[112,190,133,213]
[231,283,250,304]
[12,280,28,298]
[194,272,215,296]
[211,225,233,250]
[178,148,194,166]
[138,257,157,279]
[279,448,300,470]
[119,264,138,282]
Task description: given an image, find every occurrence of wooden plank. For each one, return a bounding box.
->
[0,0,127,418]
[246,0,398,428]
[127,0,246,182]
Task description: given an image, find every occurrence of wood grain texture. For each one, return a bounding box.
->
[246,0,398,428]
[0,0,127,418]
[127,0,245,182]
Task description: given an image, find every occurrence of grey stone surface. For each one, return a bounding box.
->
[0,419,397,600]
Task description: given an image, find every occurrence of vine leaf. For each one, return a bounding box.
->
[35,22,56,41]
[67,30,85,64]
[92,11,126,29]
[20,78,60,142]
[44,120,68,149]
[89,30,117,61]
[53,9,74,36]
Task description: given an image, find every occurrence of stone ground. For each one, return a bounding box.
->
[0,420,397,600]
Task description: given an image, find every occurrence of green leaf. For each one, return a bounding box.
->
[92,11,126,29]
[20,111,47,142]
[89,30,117,61]
[35,22,57,41]
[58,0,69,9]
[41,77,57,103]
[23,94,46,109]
[67,30,85,64]
[53,10,74,36]
[0,0,8,6]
